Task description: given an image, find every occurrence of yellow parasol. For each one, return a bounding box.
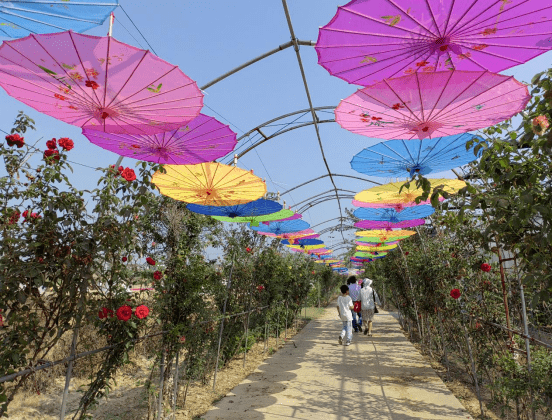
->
[287,244,325,251]
[357,244,397,251]
[151,162,266,206]
[355,230,416,241]
[355,178,466,205]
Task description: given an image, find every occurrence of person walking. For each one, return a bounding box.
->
[337,284,354,346]
[347,276,362,332]
[360,279,381,336]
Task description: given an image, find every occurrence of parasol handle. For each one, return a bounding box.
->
[233,154,238,166]
[108,12,115,37]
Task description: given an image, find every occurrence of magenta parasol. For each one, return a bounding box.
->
[82,114,236,164]
[317,0,552,86]
[335,70,529,139]
[354,219,425,230]
[0,31,203,135]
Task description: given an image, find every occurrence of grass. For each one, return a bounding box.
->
[298,306,326,321]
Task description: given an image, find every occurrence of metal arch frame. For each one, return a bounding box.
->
[298,195,356,214]
[290,188,357,210]
[282,174,381,196]
[199,2,352,239]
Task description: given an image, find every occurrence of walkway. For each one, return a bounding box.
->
[203,304,473,420]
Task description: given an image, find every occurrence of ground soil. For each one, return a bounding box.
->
[8,308,324,420]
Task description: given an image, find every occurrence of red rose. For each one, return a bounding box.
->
[118,166,124,175]
[134,305,149,319]
[122,256,127,262]
[44,148,60,162]
[85,80,100,89]
[146,257,156,266]
[6,134,25,148]
[257,285,265,292]
[98,307,108,319]
[46,138,57,150]
[120,167,136,182]
[30,212,40,220]
[22,210,29,219]
[404,252,409,256]
[116,305,132,321]
[311,271,315,275]
[475,322,482,330]
[246,247,251,253]
[450,289,461,299]
[480,263,491,272]
[179,336,186,343]
[153,271,162,280]
[58,137,74,151]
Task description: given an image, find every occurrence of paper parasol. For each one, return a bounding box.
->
[250,220,310,235]
[335,71,529,139]
[152,162,266,206]
[316,0,552,86]
[355,179,465,206]
[354,205,434,222]
[82,114,237,164]
[354,219,425,230]
[256,230,318,240]
[0,31,203,134]
[355,239,400,247]
[352,198,443,209]
[351,134,481,177]
[357,244,397,251]
[281,239,323,246]
[355,229,416,240]
[288,244,325,251]
[0,1,118,38]
[212,209,300,226]
[186,199,282,220]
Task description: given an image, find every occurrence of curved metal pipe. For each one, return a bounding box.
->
[282,174,381,196]
[291,189,357,209]
[297,195,355,214]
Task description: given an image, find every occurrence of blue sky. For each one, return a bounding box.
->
[1,0,551,257]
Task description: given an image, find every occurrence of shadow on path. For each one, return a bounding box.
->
[202,303,473,420]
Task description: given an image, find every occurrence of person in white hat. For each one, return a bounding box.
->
[360,279,381,336]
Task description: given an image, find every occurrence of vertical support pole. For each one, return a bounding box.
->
[59,326,79,420]
[172,351,180,420]
[515,257,536,420]
[398,244,423,341]
[317,278,320,308]
[263,321,268,353]
[462,321,484,418]
[285,302,288,340]
[213,254,235,391]
[438,310,450,381]
[276,306,280,348]
[157,348,166,420]
[243,308,251,368]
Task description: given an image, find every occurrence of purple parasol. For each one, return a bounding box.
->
[82,114,236,164]
[317,0,552,86]
[0,31,203,135]
[335,70,529,139]
[354,219,425,230]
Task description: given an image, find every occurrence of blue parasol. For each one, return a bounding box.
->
[281,239,324,246]
[187,199,282,220]
[249,219,310,235]
[351,134,482,178]
[354,205,434,222]
[0,1,118,38]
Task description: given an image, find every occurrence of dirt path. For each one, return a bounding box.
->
[202,304,474,420]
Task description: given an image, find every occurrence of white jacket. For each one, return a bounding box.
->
[360,279,381,310]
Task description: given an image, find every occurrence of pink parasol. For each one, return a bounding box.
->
[355,240,400,247]
[256,229,315,238]
[335,71,529,140]
[354,219,425,230]
[317,0,552,86]
[82,114,236,164]
[352,198,443,209]
[0,31,203,135]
